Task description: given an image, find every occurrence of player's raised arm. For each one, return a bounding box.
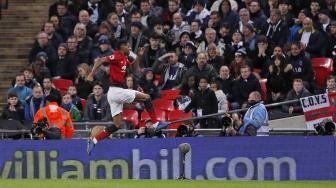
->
[87,57,108,81]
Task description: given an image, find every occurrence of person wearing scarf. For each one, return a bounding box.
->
[24,86,45,121]
[61,93,81,121]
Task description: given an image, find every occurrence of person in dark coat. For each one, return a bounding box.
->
[139,68,159,99]
[53,43,77,80]
[232,65,262,109]
[186,52,218,83]
[218,0,239,28]
[184,76,219,128]
[1,93,25,123]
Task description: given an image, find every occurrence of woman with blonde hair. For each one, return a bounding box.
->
[73,23,93,57]
[75,63,93,99]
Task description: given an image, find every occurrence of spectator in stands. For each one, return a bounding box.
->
[186,0,210,29]
[56,1,77,37]
[29,31,57,71]
[80,0,111,24]
[135,119,166,138]
[295,17,325,58]
[107,12,128,45]
[261,9,289,48]
[78,9,98,39]
[67,85,83,112]
[171,12,191,46]
[139,68,159,99]
[75,63,93,99]
[227,31,247,57]
[1,93,25,123]
[186,52,218,82]
[128,22,148,53]
[83,82,112,121]
[218,0,239,29]
[282,79,311,116]
[327,21,336,62]
[249,0,267,33]
[210,81,229,113]
[8,74,32,107]
[42,77,61,104]
[139,0,158,28]
[74,23,93,58]
[141,33,166,68]
[317,9,332,33]
[207,11,221,32]
[162,0,183,26]
[216,65,234,103]
[153,51,186,90]
[61,92,81,121]
[176,31,192,54]
[31,52,52,85]
[24,85,45,122]
[242,23,257,52]
[230,48,252,79]
[53,43,76,80]
[115,0,130,28]
[43,21,63,51]
[190,19,204,45]
[179,75,197,97]
[288,42,315,92]
[184,76,218,128]
[67,36,89,65]
[228,91,269,136]
[90,35,113,63]
[266,55,293,103]
[238,8,254,32]
[252,35,271,77]
[289,9,309,43]
[232,65,261,109]
[207,42,226,72]
[278,0,295,27]
[22,67,39,89]
[323,75,336,93]
[94,21,113,44]
[197,28,221,55]
[49,15,67,40]
[178,41,197,69]
[309,0,321,23]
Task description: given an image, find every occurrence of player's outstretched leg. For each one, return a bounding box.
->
[87,114,122,155]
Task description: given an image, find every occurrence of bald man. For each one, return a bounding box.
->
[238,91,268,136]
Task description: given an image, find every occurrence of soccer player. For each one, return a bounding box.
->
[86,39,167,155]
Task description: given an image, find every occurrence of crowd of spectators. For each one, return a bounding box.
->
[3,0,336,131]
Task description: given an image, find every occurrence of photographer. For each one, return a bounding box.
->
[32,95,74,139]
[175,121,201,137]
[224,91,269,136]
[135,119,166,138]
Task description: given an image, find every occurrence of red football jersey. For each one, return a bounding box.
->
[106,50,131,85]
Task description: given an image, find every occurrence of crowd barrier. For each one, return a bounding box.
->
[0,136,335,180]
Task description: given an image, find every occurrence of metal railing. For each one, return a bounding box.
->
[0,99,308,139]
[0,0,9,20]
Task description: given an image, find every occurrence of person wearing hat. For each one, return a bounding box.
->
[90,35,113,64]
[317,9,332,33]
[178,41,197,69]
[128,21,148,53]
[230,48,252,79]
[186,0,210,29]
[141,33,166,68]
[32,51,52,84]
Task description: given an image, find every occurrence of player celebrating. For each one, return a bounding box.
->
[86,39,166,155]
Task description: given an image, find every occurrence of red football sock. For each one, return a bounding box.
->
[94,130,110,142]
[147,109,158,124]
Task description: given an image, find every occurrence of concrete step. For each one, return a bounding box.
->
[0,48,31,54]
[0,43,32,48]
[0,54,28,59]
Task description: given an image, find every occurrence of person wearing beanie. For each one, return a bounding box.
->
[128,21,148,53]
[317,9,332,33]
[53,43,77,80]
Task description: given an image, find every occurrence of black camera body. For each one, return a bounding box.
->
[144,127,164,138]
[315,119,336,135]
[176,125,195,137]
[31,118,49,136]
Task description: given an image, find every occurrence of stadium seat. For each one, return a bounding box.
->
[167,110,193,129]
[139,109,166,127]
[152,99,175,112]
[52,79,73,93]
[160,89,181,100]
[122,109,139,128]
[311,57,334,89]
[80,98,86,110]
[259,79,267,101]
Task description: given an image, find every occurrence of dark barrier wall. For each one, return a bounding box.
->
[0,137,335,180]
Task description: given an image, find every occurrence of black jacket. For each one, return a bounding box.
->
[1,104,25,123]
[232,74,262,105]
[294,29,326,58]
[216,76,234,102]
[184,88,218,115]
[83,94,112,121]
[261,19,289,48]
[186,64,218,82]
[54,56,77,80]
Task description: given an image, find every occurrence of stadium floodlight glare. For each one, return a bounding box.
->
[178,143,191,180]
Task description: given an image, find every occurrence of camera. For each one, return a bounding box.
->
[221,116,233,128]
[315,119,336,135]
[31,118,49,136]
[176,124,195,137]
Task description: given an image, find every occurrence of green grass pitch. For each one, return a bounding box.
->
[0,180,335,188]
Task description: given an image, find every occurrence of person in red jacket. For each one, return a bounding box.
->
[33,95,74,139]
